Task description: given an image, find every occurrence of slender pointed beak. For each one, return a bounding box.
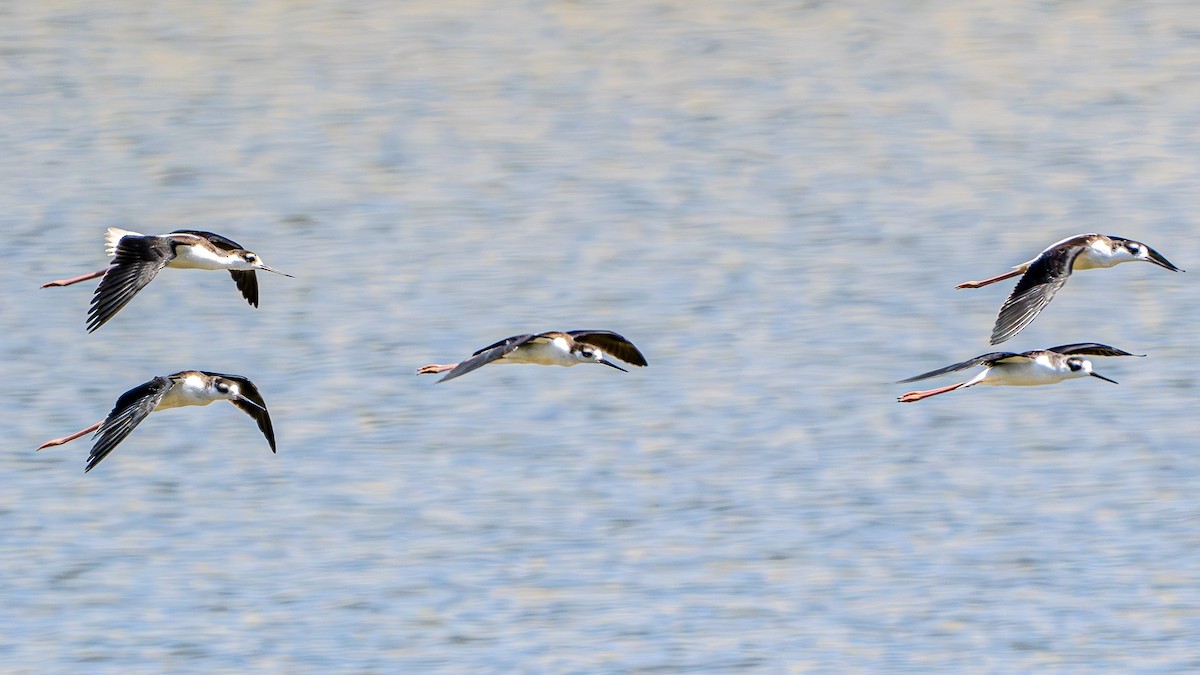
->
[235,394,267,411]
[258,263,294,278]
[1145,247,1183,272]
[1090,371,1118,384]
[599,358,628,372]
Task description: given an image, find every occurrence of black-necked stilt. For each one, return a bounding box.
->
[42,227,293,332]
[417,330,648,383]
[896,342,1141,403]
[956,234,1182,345]
[37,370,276,472]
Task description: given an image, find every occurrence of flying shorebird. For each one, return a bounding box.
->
[417,330,648,383]
[896,343,1141,403]
[37,370,276,473]
[956,233,1182,345]
[42,227,293,332]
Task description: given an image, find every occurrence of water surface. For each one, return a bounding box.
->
[3,1,1200,671]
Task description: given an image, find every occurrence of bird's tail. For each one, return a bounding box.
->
[104,227,142,257]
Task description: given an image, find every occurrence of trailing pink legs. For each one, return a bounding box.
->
[954,268,1023,289]
[897,382,968,403]
[37,420,102,450]
[40,268,108,288]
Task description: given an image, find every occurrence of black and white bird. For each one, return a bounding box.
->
[956,234,1182,344]
[37,370,276,473]
[896,343,1140,403]
[417,330,648,383]
[42,227,292,332]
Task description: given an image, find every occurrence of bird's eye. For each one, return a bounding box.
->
[1067,359,1083,371]
[245,253,257,262]
[216,382,230,392]
[1127,243,1141,254]
[580,349,594,358]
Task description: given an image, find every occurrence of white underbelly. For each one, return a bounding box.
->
[168,242,234,270]
[505,341,577,366]
[981,362,1065,387]
[1072,242,1120,270]
[156,375,220,409]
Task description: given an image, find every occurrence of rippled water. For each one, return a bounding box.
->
[4,1,1200,671]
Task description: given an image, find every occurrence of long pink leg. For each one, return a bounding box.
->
[41,268,108,288]
[898,382,967,403]
[955,269,1022,289]
[37,420,102,450]
[416,363,458,375]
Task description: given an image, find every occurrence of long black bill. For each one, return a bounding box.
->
[1090,372,1119,384]
[1146,247,1183,272]
[599,358,628,373]
[260,264,295,278]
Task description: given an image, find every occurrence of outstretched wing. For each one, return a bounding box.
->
[86,376,174,472]
[567,330,648,367]
[227,270,259,307]
[439,334,538,382]
[1045,343,1143,358]
[199,371,276,453]
[172,229,258,307]
[990,236,1090,345]
[87,235,176,332]
[896,352,1024,384]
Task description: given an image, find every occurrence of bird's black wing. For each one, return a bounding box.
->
[469,334,537,356]
[567,330,649,366]
[87,235,176,332]
[896,352,1024,384]
[439,334,537,382]
[990,236,1089,345]
[200,371,276,453]
[172,229,258,307]
[228,270,259,307]
[86,375,174,472]
[1045,343,1143,358]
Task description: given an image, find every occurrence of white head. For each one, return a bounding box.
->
[1107,236,1183,272]
[1063,356,1117,384]
[210,376,265,410]
[231,249,294,277]
[572,344,628,372]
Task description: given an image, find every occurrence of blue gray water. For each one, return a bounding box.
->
[4,1,1200,671]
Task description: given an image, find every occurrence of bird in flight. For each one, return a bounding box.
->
[42,227,292,332]
[37,370,276,473]
[897,342,1140,403]
[956,233,1181,344]
[417,330,648,383]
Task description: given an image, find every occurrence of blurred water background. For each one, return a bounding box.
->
[3,0,1200,671]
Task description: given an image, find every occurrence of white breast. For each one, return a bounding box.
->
[1073,238,1124,270]
[982,356,1067,387]
[168,241,236,270]
[157,374,220,410]
[505,337,579,366]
